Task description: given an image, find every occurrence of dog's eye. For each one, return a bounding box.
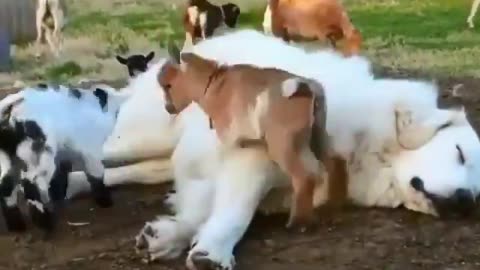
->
[164,84,171,90]
[456,144,466,165]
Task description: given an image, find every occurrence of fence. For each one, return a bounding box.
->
[0,0,37,44]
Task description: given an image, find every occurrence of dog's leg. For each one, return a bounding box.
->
[186,149,274,270]
[135,174,215,261]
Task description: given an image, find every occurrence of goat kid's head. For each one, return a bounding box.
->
[221,3,241,28]
[158,42,218,115]
[116,51,155,77]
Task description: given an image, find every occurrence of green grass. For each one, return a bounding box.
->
[3,0,480,87]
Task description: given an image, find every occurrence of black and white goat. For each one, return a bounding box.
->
[0,84,128,233]
[183,0,241,45]
[116,51,155,78]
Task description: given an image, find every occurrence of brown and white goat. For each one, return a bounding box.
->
[265,0,362,56]
[157,43,329,230]
[183,0,241,45]
[35,0,67,58]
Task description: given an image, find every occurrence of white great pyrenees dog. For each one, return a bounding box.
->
[65,30,480,270]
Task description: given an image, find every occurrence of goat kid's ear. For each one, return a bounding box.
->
[167,41,181,65]
[145,51,155,63]
[116,55,128,65]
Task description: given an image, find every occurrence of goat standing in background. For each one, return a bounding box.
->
[264,0,362,56]
[468,0,480,28]
[35,0,67,58]
[183,0,241,46]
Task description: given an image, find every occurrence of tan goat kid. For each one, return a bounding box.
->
[266,0,362,56]
[158,43,329,230]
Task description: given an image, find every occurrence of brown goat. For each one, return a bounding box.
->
[157,43,329,230]
[266,0,362,56]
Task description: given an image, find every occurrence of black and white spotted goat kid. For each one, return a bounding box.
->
[0,84,128,233]
[116,51,155,77]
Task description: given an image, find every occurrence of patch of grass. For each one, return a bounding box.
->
[343,0,480,76]
[5,0,480,87]
[44,61,83,81]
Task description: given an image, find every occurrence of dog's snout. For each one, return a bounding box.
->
[452,188,476,217]
[410,176,424,192]
[165,103,177,114]
[410,177,477,218]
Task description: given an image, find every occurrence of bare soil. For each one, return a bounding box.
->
[2,70,480,270]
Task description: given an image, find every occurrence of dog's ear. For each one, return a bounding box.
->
[145,51,155,63]
[116,55,128,65]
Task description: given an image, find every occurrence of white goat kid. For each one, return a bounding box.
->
[0,84,127,233]
[35,0,67,58]
[129,30,480,270]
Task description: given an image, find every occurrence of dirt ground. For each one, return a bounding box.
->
[2,70,480,270]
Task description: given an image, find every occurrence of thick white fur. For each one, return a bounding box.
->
[64,30,480,269]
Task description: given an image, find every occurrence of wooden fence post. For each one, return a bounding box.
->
[0,27,11,72]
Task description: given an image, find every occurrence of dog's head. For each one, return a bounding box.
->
[392,106,480,218]
[221,3,241,28]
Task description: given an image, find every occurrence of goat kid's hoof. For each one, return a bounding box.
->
[186,250,234,270]
[285,215,316,233]
[93,187,113,208]
[30,207,55,234]
[2,206,27,233]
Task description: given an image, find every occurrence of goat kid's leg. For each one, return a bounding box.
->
[35,1,47,58]
[17,143,58,233]
[83,155,113,208]
[284,156,318,231]
[268,137,319,231]
[44,28,59,58]
[48,160,73,210]
[0,152,26,231]
[52,8,64,54]
[1,184,26,232]
[468,0,480,28]
[136,175,214,262]
[22,178,55,233]
[186,149,273,270]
